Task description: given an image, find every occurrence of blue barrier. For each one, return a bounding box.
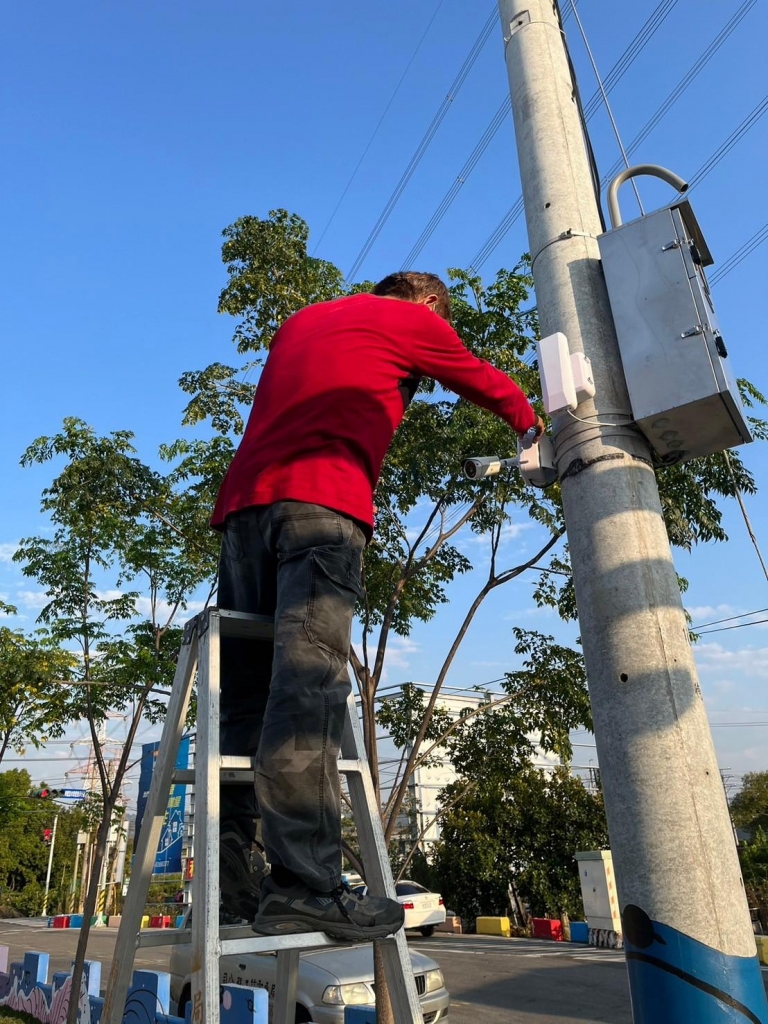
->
[0,944,269,1023]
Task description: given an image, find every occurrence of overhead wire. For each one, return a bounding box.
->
[695,618,768,637]
[401,96,512,269]
[710,220,768,287]
[569,0,644,215]
[580,0,681,121]
[396,0,588,270]
[690,607,768,631]
[345,6,498,283]
[601,0,756,186]
[684,94,768,195]
[311,0,447,256]
[467,0,678,271]
[473,0,761,272]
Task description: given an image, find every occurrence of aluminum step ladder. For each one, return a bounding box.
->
[102,607,422,1024]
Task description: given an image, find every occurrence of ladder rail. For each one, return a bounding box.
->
[102,631,200,1024]
[191,609,223,1023]
[341,693,423,1023]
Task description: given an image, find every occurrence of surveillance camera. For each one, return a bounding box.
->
[463,457,504,480]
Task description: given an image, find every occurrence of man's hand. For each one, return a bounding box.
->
[533,414,546,440]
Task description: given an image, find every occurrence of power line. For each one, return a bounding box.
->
[569,0,645,216]
[345,7,497,283]
[685,94,768,195]
[471,1,757,273]
[581,0,681,121]
[710,219,768,288]
[601,0,756,186]
[467,1,680,271]
[401,96,512,269]
[696,617,768,636]
[690,607,768,630]
[311,0,447,256]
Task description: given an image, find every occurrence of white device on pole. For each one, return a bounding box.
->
[536,332,596,414]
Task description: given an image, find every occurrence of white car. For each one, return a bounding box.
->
[354,881,447,938]
[169,925,449,1023]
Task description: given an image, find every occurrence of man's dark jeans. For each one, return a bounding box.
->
[218,501,365,892]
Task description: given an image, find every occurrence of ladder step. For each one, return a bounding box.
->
[218,609,275,640]
[172,758,363,785]
[136,925,351,954]
[222,932,346,956]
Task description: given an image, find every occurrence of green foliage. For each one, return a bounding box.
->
[731,772,768,836]
[0,770,86,918]
[738,827,768,928]
[433,769,608,923]
[0,628,76,764]
[180,209,345,434]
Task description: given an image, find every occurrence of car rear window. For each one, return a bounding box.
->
[395,882,430,896]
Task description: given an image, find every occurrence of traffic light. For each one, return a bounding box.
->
[34,788,63,799]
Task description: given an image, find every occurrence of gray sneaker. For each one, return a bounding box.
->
[251,877,405,941]
[220,820,268,921]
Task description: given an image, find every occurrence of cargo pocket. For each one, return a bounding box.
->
[304,548,364,658]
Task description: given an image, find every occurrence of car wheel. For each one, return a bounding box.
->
[295,1005,312,1023]
[419,925,435,937]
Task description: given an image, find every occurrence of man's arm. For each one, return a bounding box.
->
[409,310,538,435]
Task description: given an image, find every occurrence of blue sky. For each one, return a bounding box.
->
[1,1,767,795]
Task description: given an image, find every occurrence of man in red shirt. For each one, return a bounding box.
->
[213,271,542,940]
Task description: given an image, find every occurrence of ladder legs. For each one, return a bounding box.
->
[191,611,223,1023]
[102,610,423,1024]
[274,949,300,1024]
[102,628,200,1024]
[341,694,423,1023]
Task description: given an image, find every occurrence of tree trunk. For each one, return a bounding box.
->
[66,810,112,1024]
[373,941,394,1024]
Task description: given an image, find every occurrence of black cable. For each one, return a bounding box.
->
[553,0,605,230]
[345,6,497,283]
[696,617,768,636]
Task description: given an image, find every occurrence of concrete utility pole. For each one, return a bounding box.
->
[496,2,767,1020]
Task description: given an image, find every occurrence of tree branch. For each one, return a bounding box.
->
[395,781,475,882]
[383,528,564,839]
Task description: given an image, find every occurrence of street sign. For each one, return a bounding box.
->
[61,788,88,800]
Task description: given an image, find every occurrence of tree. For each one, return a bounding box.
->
[0,770,85,919]
[731,772,768,837]
[0,625,76,766]
[14,418,213,1024]
[433,768,608,924]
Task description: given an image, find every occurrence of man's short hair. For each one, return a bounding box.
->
[372,271,452,324]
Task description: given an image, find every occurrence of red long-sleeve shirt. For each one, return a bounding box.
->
[211,293,535,532]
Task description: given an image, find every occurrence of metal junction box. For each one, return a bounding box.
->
[597,200,752,464]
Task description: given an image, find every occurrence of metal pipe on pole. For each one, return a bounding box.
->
[495,1,767,1019]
